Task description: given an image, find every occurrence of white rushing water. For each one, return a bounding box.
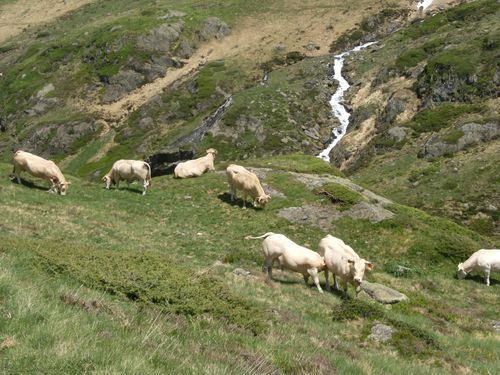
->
[318,41,376,162]
[417,0,434,11]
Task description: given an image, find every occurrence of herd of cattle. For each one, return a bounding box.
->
[9,149,500,290]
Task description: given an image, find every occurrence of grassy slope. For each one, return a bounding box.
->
[0,157,498,374]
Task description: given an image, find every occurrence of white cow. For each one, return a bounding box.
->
[226,164,270,209]
[174,148,217,178]
[317,234,374,296]
[11,150,71,195]
[457,249,500,286]
[103,159,152,195]
[246,232,326,293]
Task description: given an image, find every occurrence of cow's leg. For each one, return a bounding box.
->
[303,274,309,286]
[142,179,148,195]
[484,268,491,286]
[342,280,348,296]
[262,257,274,279]
[308,268,323,293]
[242,194,247,209]
[325,269,331,291]
[333,274,339,290]
[12,166,22,184]
[116,180,120,189]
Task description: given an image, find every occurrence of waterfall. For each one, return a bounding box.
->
[417,0,434,11]
[317,42,376,162]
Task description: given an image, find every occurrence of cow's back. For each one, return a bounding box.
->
[13,151,56,178]
[475,249,500,270]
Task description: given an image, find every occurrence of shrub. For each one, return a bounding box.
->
[332,299,384,321]
[395,48,426,69]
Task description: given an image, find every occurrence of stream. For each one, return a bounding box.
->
[318,1,434,162]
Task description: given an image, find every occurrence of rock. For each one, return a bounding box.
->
[381,95,406,126]
[102,70,144,103]
[419,122,499,158]
[278,204,335,231]
[339,202,395,223]
[360,281,409,304]
[490,320,500,333]
[158,10,186,20]
[195,17,230,41]
[36,83,55,98]
[368,323,395,342]
[387,126,409,142]
[137,22,184,52]
[233,268,251,276]
[304,41,320,51]
[145,147,195,177]
[176,38,193,59]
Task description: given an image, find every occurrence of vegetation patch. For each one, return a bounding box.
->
[332,298,384,321]
[315,182,365,210]
[16,238,268,334]
[244,153,343,176]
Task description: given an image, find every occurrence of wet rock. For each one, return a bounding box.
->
[195,17,230,41]
[360,281,409,304]
[368,323,395,342]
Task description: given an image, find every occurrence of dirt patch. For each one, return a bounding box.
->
[0,0,97,44]
[0,336,17,350]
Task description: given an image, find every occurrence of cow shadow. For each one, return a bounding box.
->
[460,274,499,286]
[105,186,143,195]
[217,192,263,210]
[10,177,49,192]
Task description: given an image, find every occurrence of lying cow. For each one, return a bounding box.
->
[103,159,152,195]
[226,164,270,209]
[457,249,500,286]
[11,150,71,195]
[317,234,374,296]
[174,148,217,178]
[246,232,326,293]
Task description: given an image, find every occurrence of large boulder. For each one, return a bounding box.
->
[137,22,184,52]
[102,70,145,103]
[419,122,499,158]
[195,17,230,41]
[360,281,409,304]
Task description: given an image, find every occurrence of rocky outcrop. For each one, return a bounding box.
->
[195,17,230,41]
[368,323,395,342]
[145,148,194,177]
[137,21,184,52]
[102,70,145,103]
[419,122,499,158]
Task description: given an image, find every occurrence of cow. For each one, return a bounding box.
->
[226,164,270,209]
[174,148,217,179]
[246,232,326,293]
[102,159,152,195]
[317,234,374,296]
[11,150,71,195]
[457,249,500,286]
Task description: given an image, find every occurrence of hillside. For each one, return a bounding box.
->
[0,155,498,374]
[0,0,499,373]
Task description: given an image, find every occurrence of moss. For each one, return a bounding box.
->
[395,48,426,69]
[332,299,384,321]
[442,130,464,144]
[315,182,365,210]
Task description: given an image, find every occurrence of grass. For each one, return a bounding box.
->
[0,157,498,373]
[315,182,366,210]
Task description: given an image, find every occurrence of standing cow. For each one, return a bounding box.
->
[102,159,152,195]
[226,164,270,209]
[317,234,374,296]
[174,148,217,178]
[457,249,500,286]
[246,232,326,293]
[11,150,71,195]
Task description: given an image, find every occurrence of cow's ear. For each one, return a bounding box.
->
[347,259,355,265]
[67,181,72,185]
[365,262,375,271]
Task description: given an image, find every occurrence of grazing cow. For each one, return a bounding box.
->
[11,150,71,195]
[103,159,152,195]
[246,232,326,293]
[457,249,500,286]
[317,234,374,296]
[226,164,270,209]
[174,148,217,179]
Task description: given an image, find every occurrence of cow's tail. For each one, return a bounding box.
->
[144,161,152,187]
[245,232,275,240]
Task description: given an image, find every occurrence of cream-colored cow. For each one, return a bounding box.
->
[318,234,374,296]
[246,232,326,293]
[103,159,152,195]
[458,249,500,286]
[174,148,217,178]
[226,164,270,209]
[11,150,71,195]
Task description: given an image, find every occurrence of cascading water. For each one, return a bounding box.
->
[317,42,376,162]
[318,1,434,162]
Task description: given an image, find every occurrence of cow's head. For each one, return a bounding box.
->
[206,148,217,157]
[457,263,467,279]
[257,194,271,207]
[58,181,71,196]
[348,258,374,286]
[102,175,114,188]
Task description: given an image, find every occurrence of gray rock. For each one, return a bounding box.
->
[176,38,193,59]
[387,126,409,142]
[233,268,251,276]
[102,70,145,103]
[196,17,230,41]
[278,204,335,231]
[419,122,499,158]
[158,10,186,20]
[36,83,55,98]
[490,320,500,333]
[137,22,184,52]
[381,95,406,126]
[360,281,409,304]
[368,323,395,342]
[339,202,395,223]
